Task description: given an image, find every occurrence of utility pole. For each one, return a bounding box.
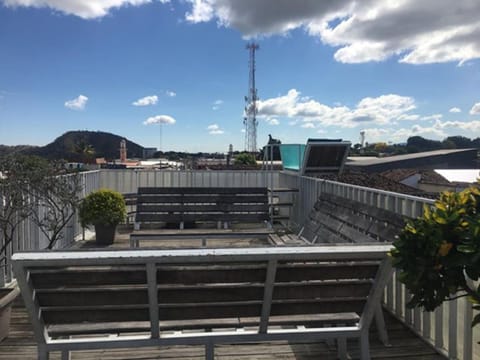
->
[244,42,259,153]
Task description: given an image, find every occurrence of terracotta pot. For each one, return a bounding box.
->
[94,224,117,245]
[0,287,20,342]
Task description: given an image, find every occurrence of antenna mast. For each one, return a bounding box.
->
[244,42,259,153]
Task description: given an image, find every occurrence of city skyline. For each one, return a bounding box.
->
[1,0,480,152]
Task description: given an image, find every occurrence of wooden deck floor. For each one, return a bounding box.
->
[0,300,446,360]
[1,229,447,359]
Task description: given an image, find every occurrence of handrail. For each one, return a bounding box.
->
[2,168,477,359]
[279,171,476,360]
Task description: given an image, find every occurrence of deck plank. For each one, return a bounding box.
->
[0,302,445,360]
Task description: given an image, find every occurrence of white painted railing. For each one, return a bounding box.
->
[1,168,478,359]
[279,171,478,360]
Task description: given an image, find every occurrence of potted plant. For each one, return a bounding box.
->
[390,184,480,326]
[79,189,126,245]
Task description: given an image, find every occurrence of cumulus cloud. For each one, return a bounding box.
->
[301,122,315,129]
[257,89,417,128]
[470,102,480,115]
[390,124,447,142]
[267,118,279,125]
[132,95,158,106]
[367,119,480,143]
[185,0,480,65]
[143,115,176,125]
[207,124,224,134]
[212,99,223,110]
[3,0,170,19]
[433,119,480,133]
[165,90,176,97]
[421,114,443,121]
[64,95,88,110]
[449,107,462,113]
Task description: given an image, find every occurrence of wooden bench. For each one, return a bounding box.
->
[12,245,393,360]
[134,187,270,230]
[270,193,405,245]
[130,228,273,248]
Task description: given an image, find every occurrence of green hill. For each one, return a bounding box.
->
[26,131,144,161]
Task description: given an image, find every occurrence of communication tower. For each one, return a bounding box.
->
[244,42,259,153]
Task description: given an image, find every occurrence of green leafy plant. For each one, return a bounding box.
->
[79,189,126,227]
[390,184,480,326]
[234,152,257,166]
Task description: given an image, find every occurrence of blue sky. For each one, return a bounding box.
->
[1,0,480,153]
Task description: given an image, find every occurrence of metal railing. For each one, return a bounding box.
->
[279,171,478,360]
[1,168,478,359]
[0,170,100,286]
[99,169,279,193]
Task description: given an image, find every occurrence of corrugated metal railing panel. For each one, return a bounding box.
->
[278,171,478,360]
[99,170,280,193]
[0,170,101,286]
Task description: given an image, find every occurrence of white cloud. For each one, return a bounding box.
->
[212,99,223,110]
[421,114,443,121]
[267,118,279,125]
[397,114,420,121]
[470,102,480,115]
[165,90,176,97]
[207,124,224,134]
[132,95,158,106]
[143,115,176,125]
[64,95,88,111]
[433,119,480,133]
[257,89,417,128]
[390,125,447,142]
[449,107,462,113]
[301,122,315,129]
[3,0,170,19]
[185,0,480,65]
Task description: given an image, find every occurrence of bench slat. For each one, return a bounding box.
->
[136,213,270,223]
[138,187,268,195]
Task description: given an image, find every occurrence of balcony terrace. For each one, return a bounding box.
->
[0,169,478,359]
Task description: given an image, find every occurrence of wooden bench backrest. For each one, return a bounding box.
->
[135,187,269,224]
[300,193,406,244]
[13,246,392,339]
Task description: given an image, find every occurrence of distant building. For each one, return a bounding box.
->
[143,147,157,159]
[346,148,477,173]
[197,158,227,167]
[120,139,127,163]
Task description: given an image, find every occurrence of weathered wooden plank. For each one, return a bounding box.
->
[137,195,269,204]
[3,304,447,360]
[137,204,269,213]
[31,268,147,288]
[136,213,270,223]
[138,187,268,195]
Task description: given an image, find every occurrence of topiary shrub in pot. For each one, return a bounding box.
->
[79,189,126,245]
[390,184,480,327]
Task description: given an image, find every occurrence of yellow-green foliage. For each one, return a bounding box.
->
[79,189,126,227]
[391,184,480,325]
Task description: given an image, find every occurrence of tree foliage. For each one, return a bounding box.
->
[0,155,82,259]
[391,184,480,325]
[234,153,257,166]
